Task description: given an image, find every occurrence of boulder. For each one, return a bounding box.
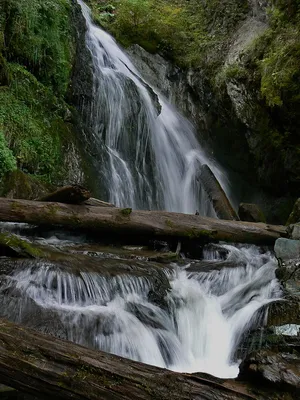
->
[274,238,300,262]
[238,203,266,223]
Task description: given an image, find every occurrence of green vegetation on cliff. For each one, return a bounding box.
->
[0,0,77,186]
[88,0,249,66]
[217,1,300,193]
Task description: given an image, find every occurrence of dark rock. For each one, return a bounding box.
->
[287,199,300,225]
[148,269,171,309]
[269,257,300,328]
[239,350,300,393]
[38,185,91,204]
[268,297,300,327]
[68,0,94,123]
[238,203,266,223]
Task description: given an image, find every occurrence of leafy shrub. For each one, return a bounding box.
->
[0,130,16,178]
[0,0,74,96]
[0,63,66,182]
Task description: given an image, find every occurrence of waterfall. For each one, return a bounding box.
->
[77,0,232,214]
[1,244,281,379]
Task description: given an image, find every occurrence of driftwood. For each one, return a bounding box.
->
[198,165,239,220]
[39,185,91,204]
[0,197,287,244]
[0,318,273,400]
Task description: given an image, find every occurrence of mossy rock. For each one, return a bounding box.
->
[0,232,46,258]
[0,170,54,200]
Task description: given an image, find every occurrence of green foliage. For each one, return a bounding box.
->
[0,129,16,178]
[0,0,78,185]
[0,0,74,95]
[89,0,249,66]
[0,63,69,182]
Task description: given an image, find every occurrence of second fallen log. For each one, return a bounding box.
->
[198,164,239,220]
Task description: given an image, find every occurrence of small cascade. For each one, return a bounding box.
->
[0,244,281,379]
[77,0,233,214]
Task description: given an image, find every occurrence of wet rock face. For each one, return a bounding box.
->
[69,0,94,123]
[268,252,300,331]
[127,45,253,181]
[238,203,266,223]
[287,199,300,225]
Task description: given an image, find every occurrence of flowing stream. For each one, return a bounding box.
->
[0,240,281,379]
[0,2,282,385]
[78,0,232,214]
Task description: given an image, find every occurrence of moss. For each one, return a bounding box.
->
[120,208,132,216]
[88,0,249,68]
[185,228,213,239]
[0,0,75,96]
[45,204,60,217]
[0,0,84,188]
[0,169,54,199]
[165,219,174,228]
[0,232,45,258]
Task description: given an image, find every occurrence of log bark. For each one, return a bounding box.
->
[198,165,239,220]
[0,319,262,399]
[0,197,287,245]
[38,185,91,204]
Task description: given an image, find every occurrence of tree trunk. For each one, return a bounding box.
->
[0,198,287,245]
[0,318,262,400]
[38,185,91,204]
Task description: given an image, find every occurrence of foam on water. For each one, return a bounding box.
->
[1,244,281,378]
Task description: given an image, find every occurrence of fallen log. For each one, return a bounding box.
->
[38,185,91,204]
[0,197,287,244]
[0,319,271,399]
[198,165,239,220]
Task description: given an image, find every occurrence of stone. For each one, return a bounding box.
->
[289,223,300,240]
[274,238,300,262]
[238,203,266,223]
[239,350,300,392]
[268,297,300,326]
[287,198,300,225]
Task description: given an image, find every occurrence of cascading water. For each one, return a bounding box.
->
[1,243,281,378]
[77,0,232,214]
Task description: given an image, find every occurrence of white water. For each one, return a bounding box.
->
[1,244,281,378]
[77,0,232,214]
